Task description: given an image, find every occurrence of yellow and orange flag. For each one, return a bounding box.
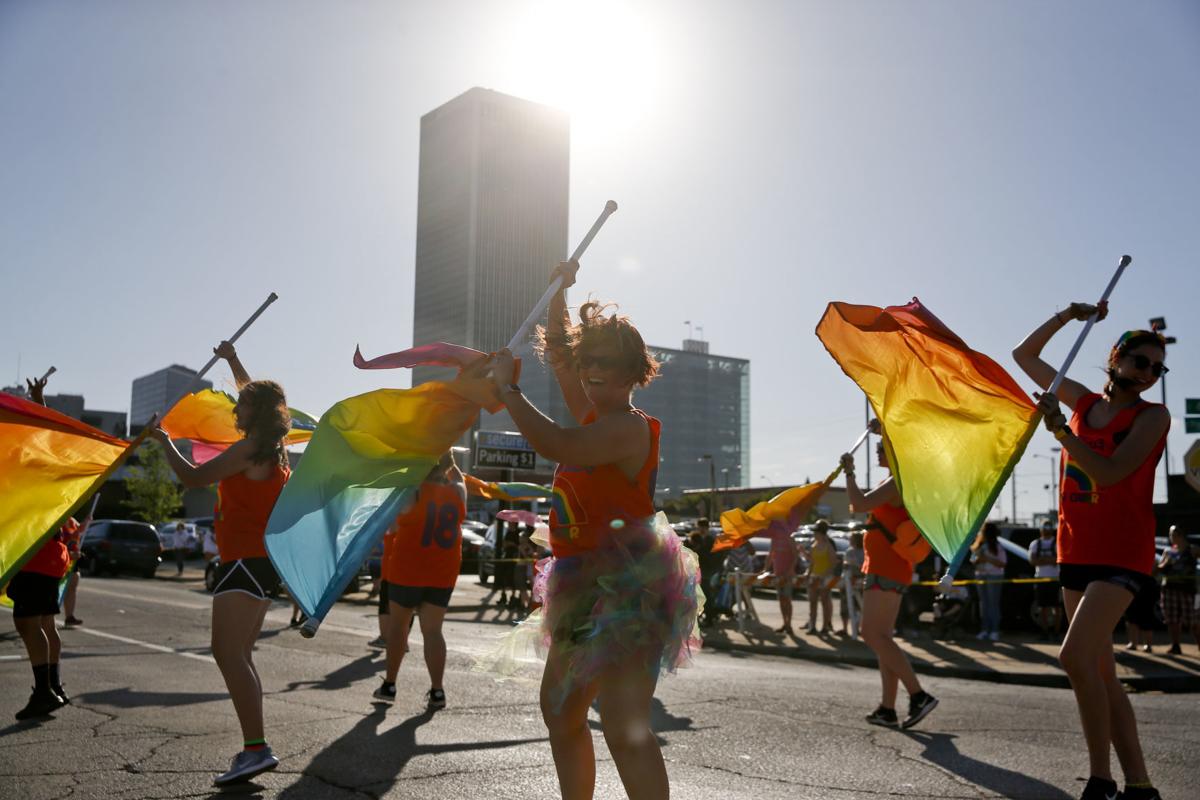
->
[714,469,837,551]
[161,389,318,462]
[0,393,140,586]
[816,298,1037,562]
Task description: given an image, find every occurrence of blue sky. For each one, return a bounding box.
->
[2,0,1197,515]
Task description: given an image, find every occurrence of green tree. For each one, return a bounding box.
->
[123,443,183,524]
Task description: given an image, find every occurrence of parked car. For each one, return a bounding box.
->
[79,520,162,578]
[461,520,488,574]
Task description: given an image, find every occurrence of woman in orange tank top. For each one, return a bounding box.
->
[1015,303,1170,800]
[488,260,700,800]
[153,342,291,787]
[841,428,938,731]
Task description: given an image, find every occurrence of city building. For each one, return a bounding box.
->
[411,87,571,452]
[636,338,750,500]
[130,365,211,429]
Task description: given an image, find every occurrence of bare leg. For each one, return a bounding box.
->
[541,646,601,800]
[807,579,818,628]
[384,602,415,682]
[860,589,922,704]
[14,616,49,665]
[1060,584,1149,784]
[417,604,447,689]
[820,585,834,631]
[596,663,668,800]
[64,572,79,619]
[40,616,61,663]
[210,592,271,742]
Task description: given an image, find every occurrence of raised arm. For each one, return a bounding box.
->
[545,261,593,424]
[1011,302,1106,411]
[150,430,256,489]
[839,453,900,514]
[492,348,646,468]
[214,340,252,390]
[1038,395,1170,487]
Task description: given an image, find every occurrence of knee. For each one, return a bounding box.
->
[1057,641,1091,677]
[600,716,655,755]
[541,704,587,742]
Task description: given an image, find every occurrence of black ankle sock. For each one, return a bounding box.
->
[48,663,61,691]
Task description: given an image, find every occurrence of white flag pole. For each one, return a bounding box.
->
[505,201,618,353]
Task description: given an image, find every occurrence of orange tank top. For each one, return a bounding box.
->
[863,502,917,586]
[1058,393,1166,575]
[548,409,660,557]
[384,481,466,589]
[215,463,289,561]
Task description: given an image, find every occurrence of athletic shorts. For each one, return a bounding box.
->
[1035,579,1062,608]
[864,573,907,594]
[212,557,280,600]
[775,575,795,600]
[387,583,453,609]
[378,580,390,615]
[1059,563,1151,598]
[6,571,61,618]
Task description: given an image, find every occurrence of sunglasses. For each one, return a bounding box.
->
[1126,353,1168,377]
[577,353,622,371]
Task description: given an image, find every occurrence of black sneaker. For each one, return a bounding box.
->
[1078,776,1119,800]
[15,689,65,721]
[52,685,70,705]
[902,691,939,729]
[1120,785,1162,800]
[426,688,446,710]
[865,705,898,728]
[372,681,396,702]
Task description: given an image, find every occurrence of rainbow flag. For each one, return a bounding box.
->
[265,378,496,623]
[0,394,137,586]
[161,389,317,463]
[816,298,1037,562]
[465,474,554,503]
[714,470,836,551]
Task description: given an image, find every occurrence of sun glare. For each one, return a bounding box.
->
[495,0,664,142]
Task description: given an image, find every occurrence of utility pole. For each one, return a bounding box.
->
[1149,317,1176,490]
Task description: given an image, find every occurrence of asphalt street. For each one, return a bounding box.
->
[1,573,1196,799]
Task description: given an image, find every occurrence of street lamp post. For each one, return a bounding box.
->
[1032,450,1061,516]
[700,454,716,520]
[1149,317,1176,490]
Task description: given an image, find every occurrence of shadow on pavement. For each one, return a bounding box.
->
[272,652,380,695]
[276,705,547,798]
[74,687,229,709]
[902,730,1072,799]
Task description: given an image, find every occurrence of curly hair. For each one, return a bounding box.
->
[235,380,291,466]
[1104,329,1167,397]
[535,299,659,387]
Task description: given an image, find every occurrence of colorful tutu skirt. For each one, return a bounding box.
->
[476,512,703,710]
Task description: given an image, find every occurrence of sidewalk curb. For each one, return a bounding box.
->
[700,638,1200,693]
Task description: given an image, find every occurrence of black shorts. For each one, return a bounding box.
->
[1035,579,1062,608]
[378,580,390,615]
[7,571,61,618]
[387,583,453,609]
[1059,563,1151,598]
[212,557,280,600]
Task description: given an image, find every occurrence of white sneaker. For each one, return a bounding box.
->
[988,631,1000,642]
[976,631,988,640]
[213,747,279,786]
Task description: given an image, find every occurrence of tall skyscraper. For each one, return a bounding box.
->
[635,339,750,498]
[130,365,211,428]
[412,88,570,435]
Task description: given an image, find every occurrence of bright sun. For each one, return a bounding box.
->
[494,0,664,142]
